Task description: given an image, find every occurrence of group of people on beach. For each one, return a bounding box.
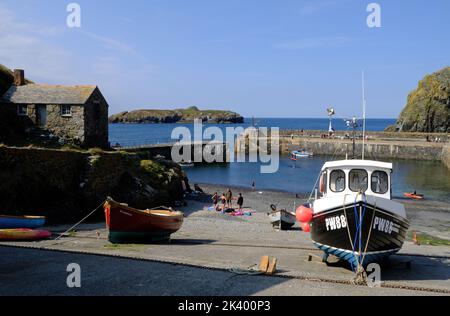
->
[211,189,244,212]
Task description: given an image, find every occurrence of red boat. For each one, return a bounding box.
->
[404,192,424,200]
[103,197,184,244]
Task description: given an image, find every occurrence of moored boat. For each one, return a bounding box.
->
[0,215,46,229]
[309,160,410,269]
[291,150,313,160]
[103,197,184,244]
[0,228,51,241]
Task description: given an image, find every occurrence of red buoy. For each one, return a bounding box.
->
[296,205,313,223]
[301,222,311,233]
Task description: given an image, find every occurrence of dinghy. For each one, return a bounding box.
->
[403,192,424,200]
[291,150,313,160]
[0,229,51,241]
[0,215,46,229]
[104,197,184,244]
[268,205,296,230]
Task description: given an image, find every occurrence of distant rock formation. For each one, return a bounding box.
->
[386,67,450,133]
[109,106,244,124]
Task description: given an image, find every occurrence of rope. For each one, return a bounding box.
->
[360,200,377,267]
[228,264,265,276]
[342,194,361,272]
[53,200,106,242]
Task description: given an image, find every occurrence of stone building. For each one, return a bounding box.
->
[0,69,109,148]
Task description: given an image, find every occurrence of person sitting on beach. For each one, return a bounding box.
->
[226,189,233,208]
[237,193,244,211]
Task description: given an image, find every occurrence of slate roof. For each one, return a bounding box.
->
[1,84,97,105]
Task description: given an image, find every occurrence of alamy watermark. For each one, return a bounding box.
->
[66,263,81,288]
[66,3,81,28]
[171,119,280,174]
[367,3,381,28]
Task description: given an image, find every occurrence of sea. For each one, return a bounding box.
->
[109,118,450,203]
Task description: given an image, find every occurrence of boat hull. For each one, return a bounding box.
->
[0,229,51,241]
[0,215,46,229]
[311,201,409,267]
[104,199,184,244]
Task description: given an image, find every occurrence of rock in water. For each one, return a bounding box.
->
[388,67,450,133]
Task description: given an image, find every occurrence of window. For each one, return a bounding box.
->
[371,170,389,194]
[61,105,72,116]
[349,169,368,192]
[329,170,346,192]
[17,105,28,116]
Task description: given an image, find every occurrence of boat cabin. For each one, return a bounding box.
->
[318,160,392,200]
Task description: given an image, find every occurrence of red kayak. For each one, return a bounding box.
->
[404,193,424,200]
[0,229,52,241]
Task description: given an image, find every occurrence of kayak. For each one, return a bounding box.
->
[0,215,46,229]
[0,229,52,241]
[404,193,424,200]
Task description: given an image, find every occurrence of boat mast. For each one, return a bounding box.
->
[362,70,366,160]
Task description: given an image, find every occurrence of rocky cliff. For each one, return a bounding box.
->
[109,106,244,124]
[387,67,450,133]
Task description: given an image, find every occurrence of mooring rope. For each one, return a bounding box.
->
[53,200,106,242]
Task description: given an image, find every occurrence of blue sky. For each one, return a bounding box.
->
[0,0,449,118]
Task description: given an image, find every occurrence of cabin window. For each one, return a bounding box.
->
[371,170,389,194]
[17,105,28,116]
[329,170,346,193]
[61,105,72,117]
[349,169,368,192]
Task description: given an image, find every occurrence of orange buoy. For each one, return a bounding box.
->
[301,222,311,233]
[296,204,313,223]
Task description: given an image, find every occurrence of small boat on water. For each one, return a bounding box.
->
[103,197,184,244]
[0,215,46,229]
[268,205,296,230]
[0,228,51,241]
[291,150,313,160]
[404,192,424,200]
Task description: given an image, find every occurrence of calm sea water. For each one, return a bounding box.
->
[108,118,450,203]
[184,155,450,203]
[109,118,396,147]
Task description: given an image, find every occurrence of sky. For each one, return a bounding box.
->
[0,0,449,118]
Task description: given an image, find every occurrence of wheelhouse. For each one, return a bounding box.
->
[318,160,392,200]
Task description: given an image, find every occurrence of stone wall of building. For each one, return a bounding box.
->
[83,88,109,148]
[42,104,85,144]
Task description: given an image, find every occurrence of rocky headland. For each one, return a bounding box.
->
[109,106,244,124]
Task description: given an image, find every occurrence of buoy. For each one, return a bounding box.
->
[301,222,311,233]
[296,205,313,223]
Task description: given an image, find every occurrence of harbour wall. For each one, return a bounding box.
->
[0,146,185,222]
[236,133,448,162]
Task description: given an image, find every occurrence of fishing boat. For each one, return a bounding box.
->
[291,150,313,160]
[268,205,296,230]
[0,228,51,241]
[103,197,184,244]
[0,215,46,229]
[403,192,424,200]
[308,160,410,269]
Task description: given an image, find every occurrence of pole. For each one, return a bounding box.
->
[362,70,366,160]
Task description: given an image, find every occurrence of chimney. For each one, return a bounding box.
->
[14,69,25,86]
